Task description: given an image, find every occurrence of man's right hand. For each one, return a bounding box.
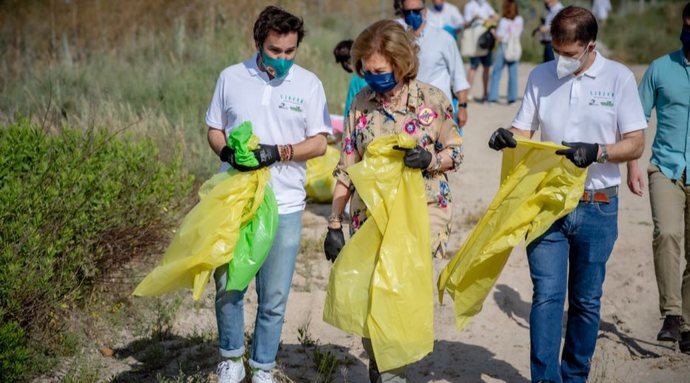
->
[219,146,261,172]
[324,227,345,262]
[488,128,517,151]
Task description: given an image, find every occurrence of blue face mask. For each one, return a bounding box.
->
[404,10,424,31]
[261,50,294,79]
[363,71,398,94]
[433,4,444,12]
[681,29,690,51]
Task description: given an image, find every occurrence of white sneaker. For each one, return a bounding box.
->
[251,369,276,383]
[216,359,246,383]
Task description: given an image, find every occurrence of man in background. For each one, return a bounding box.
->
[628,1,690,354]
[426,0,465,39]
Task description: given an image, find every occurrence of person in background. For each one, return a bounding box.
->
[398,0,470,131]
[324,20,463,381]
[206,6,331,383]
[426,0,465,39]
[592,0,612,25]
[334,39,369,123]
[538,0,565,62]
[488,0,523,105]
[464,0,498,102]
[627,2,690,354]
[489,6,646,382]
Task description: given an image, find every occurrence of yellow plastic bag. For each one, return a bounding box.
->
[133,125,272,301]
[323,133,432,372]
[305,144,340,203]
[438,137,587,330]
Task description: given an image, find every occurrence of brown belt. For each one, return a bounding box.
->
[581,186,618,204]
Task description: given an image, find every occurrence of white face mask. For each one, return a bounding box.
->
[555,43,592,79]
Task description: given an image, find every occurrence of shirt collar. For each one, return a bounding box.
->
[245,52,295,83]
[582,50,605,79]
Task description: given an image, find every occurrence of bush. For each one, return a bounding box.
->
[602,1,683,64]
[0,119,193,381]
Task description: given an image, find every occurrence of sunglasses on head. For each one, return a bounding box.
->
[402,8,424,16]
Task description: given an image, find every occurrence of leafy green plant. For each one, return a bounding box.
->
[0,119,193,381]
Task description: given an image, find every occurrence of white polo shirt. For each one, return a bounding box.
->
[205,53,332,214]
[464,0,496,25]
[416,25,470,102]
[512,52,647,190]
[427,2,465,30]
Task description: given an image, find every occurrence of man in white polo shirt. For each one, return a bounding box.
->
[205,6,330,383]
[488,7,646,383]
[398,0,470,127]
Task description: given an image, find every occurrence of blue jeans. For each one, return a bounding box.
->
[543,42,555,62]
[526,197,618,383]
[488,44,519,103]
[214,211,303,370]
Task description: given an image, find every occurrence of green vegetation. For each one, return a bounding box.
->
[0,120,192,381]
[602,1,684,64]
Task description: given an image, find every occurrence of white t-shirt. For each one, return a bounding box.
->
[593,0,612,21]
[512,52,647,190]
[544,2,564,41]
[464,0,496,25]
[205,53,332,214]
[495,16,524,43]
[416,25,470,102]
[427,2,465,30]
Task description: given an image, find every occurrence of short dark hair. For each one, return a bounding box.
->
[253,6,305,48]
[684,2,690,22]
[551,6,598,46]
[333,40,354,64]
[394,0,426,17]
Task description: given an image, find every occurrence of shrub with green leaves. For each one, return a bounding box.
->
[0,119,193,381]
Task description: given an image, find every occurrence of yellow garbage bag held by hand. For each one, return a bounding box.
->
[438,137,587,330]
[323,133,433,372]
[305,144,340,203]
[133,122,276,301]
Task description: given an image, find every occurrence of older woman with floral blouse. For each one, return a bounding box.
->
[323,19,463,382]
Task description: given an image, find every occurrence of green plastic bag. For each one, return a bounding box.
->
[133,121,278,300]
[227,185,278,291]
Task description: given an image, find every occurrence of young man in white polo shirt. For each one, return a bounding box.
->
[205,6,330,383]
[489,7,646,383]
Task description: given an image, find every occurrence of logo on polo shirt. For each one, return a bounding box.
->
[278,94,304,113]
[588,90,615,108]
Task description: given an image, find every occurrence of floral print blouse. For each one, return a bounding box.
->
[333,79,463,253]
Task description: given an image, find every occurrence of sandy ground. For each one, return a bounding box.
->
[75,63,690,383]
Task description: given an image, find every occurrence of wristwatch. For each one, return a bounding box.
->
[458,102,468,109]
[597,144,609,164]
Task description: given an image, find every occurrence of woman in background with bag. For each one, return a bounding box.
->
[488,0,523,105]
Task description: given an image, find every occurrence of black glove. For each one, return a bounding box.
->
[324,227,345,262]
[219,144,280,172]
[219,146,260,172]
[555,141,599,168]
[488,128,517,151]
[252,144,280,168]
[393,145,433,169]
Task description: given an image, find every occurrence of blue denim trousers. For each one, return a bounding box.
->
[213,211,303,371]
[526,197,618,383]
[488,44,519,103]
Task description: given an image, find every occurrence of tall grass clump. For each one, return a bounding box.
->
[602,0,683,64]
[0,119,193,381]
